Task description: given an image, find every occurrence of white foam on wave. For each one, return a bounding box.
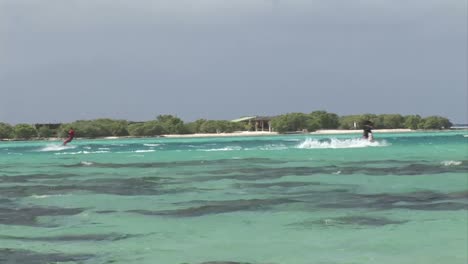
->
[134,150,156,153]
[244,144,289,151]
[297,138,388,149]
[31,195,54,199]
[39,144,76,152]
[55,150,110,155]
[200,146,242,152]
[441,160,462,166]
[144,144,160,147]
[80,161,94,166]
[284,138,302,142]
[31,194,70,199]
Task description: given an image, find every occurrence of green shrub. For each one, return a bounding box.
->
[14,124,37,139]
[0,123,13,139]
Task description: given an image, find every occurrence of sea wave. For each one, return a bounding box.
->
[31,194,70,199]
[200,146,242,152]
[39,144,77,152]
[441,160,462,166]
[143,144,161,147]
[297,138,388,149]
[55,150,110,155]
[252,144,289,151]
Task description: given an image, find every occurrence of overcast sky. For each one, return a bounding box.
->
[0,0,466,124]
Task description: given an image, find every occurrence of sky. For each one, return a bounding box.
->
[0,0,466,124]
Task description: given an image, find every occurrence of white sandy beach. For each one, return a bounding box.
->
[6,128,459,142]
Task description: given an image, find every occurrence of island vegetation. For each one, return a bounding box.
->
[0,112,453,140]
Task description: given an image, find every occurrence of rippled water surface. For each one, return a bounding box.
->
[1,131,467,264]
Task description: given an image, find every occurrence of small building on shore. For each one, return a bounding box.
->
[231,116,274,132]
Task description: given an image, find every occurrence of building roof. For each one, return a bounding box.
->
[231,116,274,122]
[231,116,257,122]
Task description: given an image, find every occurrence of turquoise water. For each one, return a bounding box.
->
[1,131,467,264]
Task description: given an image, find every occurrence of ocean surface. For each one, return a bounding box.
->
[0,131,467,264]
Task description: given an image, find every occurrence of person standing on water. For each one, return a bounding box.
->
[63,128,75,145]
[362,121,374,141]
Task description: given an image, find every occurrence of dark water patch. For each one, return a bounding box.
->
[231,182,355,197]
[95,210,118,214]
[289,216,407,229]
[446,190,468,199]
[0,185,82,198]
[0,177,190,197]
[193,162,468,182]
[63,158,286,169]
[236,181,355,191]
[0,233,137,242]
[395,202,468,211]
[316,190,468,211]
[342,163,468,176]
[193,166,338,182]
[128,198,298,217]
[336,216,407,226]
[0,206,84,226]
[207,166,333,176]
[327,216,408,226]
[196,262,256,264]
[342,159,431,166]
[0,173,79,183]
[0,248,93,264]
[236,181,322,188]
[84,176,191,195]
[363,190,468,204]
[181,261,262,264]
[0,198,14,204]
[82,177,164,195]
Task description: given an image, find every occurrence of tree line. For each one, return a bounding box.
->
[0,112,453,139]
[271,112,452,133]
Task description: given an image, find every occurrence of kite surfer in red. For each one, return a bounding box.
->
[63,128,75,146]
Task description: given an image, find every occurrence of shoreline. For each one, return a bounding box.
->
[160,129,416,138]
[1,129,466,142]
[311,128,413,135]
